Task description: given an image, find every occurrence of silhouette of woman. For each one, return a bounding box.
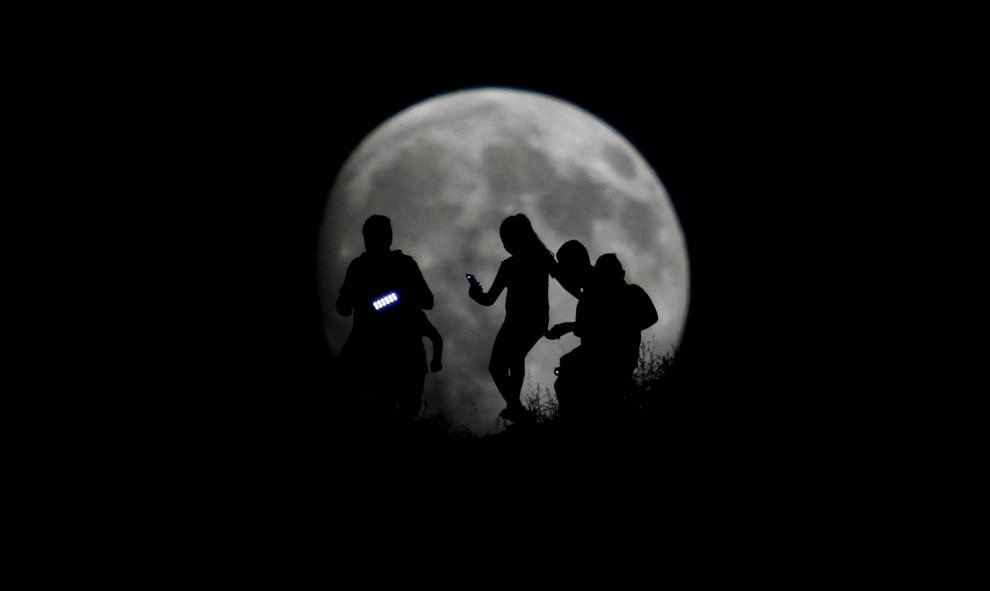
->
[469,214,555,423]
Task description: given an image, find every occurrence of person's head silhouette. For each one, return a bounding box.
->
[499,213,546,257]
[594,253,626,286]
[556,240,592,289]
[363,215,393,255]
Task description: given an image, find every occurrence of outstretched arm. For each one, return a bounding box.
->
[546,322,577,339]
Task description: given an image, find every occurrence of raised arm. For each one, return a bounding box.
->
[469,260,509,307]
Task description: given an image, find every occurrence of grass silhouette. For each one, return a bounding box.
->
[414,338,679,441]
[333,338,684,483]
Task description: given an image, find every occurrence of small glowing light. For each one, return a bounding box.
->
[372,291,400,312]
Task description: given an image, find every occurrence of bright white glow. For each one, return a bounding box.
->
[373,292,400,311]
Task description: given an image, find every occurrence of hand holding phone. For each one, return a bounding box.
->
[467,273,482,299]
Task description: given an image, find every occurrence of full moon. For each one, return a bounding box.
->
[317,88,689,434]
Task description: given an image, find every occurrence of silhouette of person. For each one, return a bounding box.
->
[546,239,593,339]
[335,215,436,422]
[545,240,594,421]
[469,214,555,424]
[549,253,658,424]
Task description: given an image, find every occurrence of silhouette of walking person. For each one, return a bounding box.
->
[548,253,658,424]
[468,214,555,424]
[335,215,436,424]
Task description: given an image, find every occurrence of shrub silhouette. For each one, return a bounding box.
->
[344,337,680,453]
[522,383,560,425]
[411,337,677,440]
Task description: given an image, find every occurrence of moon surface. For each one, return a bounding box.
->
[317,88,689,434]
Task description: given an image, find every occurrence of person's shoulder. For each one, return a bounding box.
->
[532,249,554,266]
[625,283,653,302]
[391,249,419,262]
[626,283,657,312]
[346,252,368,271]
[626,283,648,296]
[543,249,556,271]
[388,250,415,265]
[390,250,427,275]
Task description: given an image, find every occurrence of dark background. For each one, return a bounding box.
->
[49,20,928,569]
[46,13,943,569]
[148,53,823,430]
[167,57,844,466]
[88,26,889,522]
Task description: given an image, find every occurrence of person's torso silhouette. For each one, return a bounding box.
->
[487,253,553,327]
[338,249,433,364]
[577,254,657,372]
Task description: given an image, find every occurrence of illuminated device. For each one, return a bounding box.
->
[372,291,399,311]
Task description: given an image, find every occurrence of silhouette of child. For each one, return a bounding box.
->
[469,214,555,423]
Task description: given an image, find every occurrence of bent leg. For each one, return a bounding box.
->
[490,323,544,412]
[489,326,515,405]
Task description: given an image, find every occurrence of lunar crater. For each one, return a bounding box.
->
[604,143,638,180]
